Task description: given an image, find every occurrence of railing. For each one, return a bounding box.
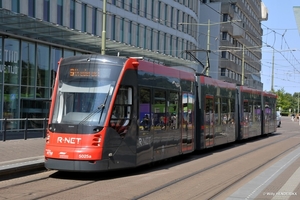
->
[0,118,48,141]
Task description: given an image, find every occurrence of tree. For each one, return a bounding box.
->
[274,88,292,112]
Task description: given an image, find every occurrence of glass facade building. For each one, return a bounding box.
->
[0,34,86,123]
[0,0,265,127]
[0,0,200,124]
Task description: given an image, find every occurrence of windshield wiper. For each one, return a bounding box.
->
[98,87,110,123]
[79,86,111,125]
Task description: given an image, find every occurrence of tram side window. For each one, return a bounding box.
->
[254,102,261,122]
[205,97,214,126]
[139,88,151,131]
[169,91,179,130]
[215,97,221,125]
[221,98,228,124]
[110,86,132,136]
[249,103,253,123]
[265,103,271,120]
[229,98,235,124]
[243,101,249,122]
[153,90,166,130]
[270,103,275,120]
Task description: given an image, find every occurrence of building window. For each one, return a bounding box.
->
[164,5,168,25]
[21,41,35,89]
[63,49,75,58]
[12,0,20,13]
[136,24,140,47]
[221,51,227,58]
[128,21,132,44]
[28,0,35,17]
[3,38,20,119]
[150,29,153,50]
[143,26,147,48]
[111,15,116,40]
[43,0,50,21]
[57,0,63,25]
[222,32,228,40]
[37,44,50,88]
[220,68,226,76]
[137,1,140,15]
[120,18,124,43]
[70,0,75,29]
[223,14,228,22]
[176,37,179,57]
[4,38,19,85]
[144,0,147,18]
[50,47,62,88]
[181,39,184,59]
[170,7,174,27]
[158,1,161,21]
[176,10,179,29]
[164,33,167,54]
[157,31,160,52]
[129,0,133,12]
[92,7,97,35]
[170,35,173,56]
[81,4,87,32]
[182,13,185,32]
[151,0,154,19]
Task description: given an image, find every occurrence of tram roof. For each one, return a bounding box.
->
[0,8,197,67]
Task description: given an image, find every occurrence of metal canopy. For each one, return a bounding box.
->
[0,8,197,67]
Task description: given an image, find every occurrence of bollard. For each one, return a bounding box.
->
[3,118,7,141]
[43,118,47,138]
[24,118,28,140]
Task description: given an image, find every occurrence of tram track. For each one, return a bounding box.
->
[206,142,300,200]
[0,129,299,200]
[132,132,300,199]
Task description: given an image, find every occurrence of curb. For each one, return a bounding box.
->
[0,156,45,176]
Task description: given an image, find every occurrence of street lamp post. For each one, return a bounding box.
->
[271,49,275,91]
[269,48,296,91]
[297,92,300,115]
[206,19,210,76]
[242,44,245,85]
[101,0,107,55]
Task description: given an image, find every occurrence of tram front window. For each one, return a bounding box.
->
[51,80,114,126]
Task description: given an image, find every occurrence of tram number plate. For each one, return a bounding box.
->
[79,154,92,159]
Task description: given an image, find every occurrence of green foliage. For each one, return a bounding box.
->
[280,112,289,116]
[273,89,300,113]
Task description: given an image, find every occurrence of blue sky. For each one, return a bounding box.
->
[261,0,300,95]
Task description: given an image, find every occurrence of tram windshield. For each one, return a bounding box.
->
[51,63,121,126]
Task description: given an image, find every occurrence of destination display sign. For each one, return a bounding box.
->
[69,67,111,78]
[69,68,101,77]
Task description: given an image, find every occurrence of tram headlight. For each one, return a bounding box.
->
[92,134,102,146]
[46,133,50,143]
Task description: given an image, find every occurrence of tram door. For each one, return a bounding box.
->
[242,100,250,139]
[204,96,214,147]
[137,88,153,165]
[181,93,194,152]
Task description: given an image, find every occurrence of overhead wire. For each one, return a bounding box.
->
[201,0,300,89]
[110,0,300,85]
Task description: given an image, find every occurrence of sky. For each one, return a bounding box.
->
[261,0,300,95]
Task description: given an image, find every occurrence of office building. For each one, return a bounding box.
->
[199,0,267,89]
[0,0,265,126]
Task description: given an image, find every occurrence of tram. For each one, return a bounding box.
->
[44,54,277,172]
